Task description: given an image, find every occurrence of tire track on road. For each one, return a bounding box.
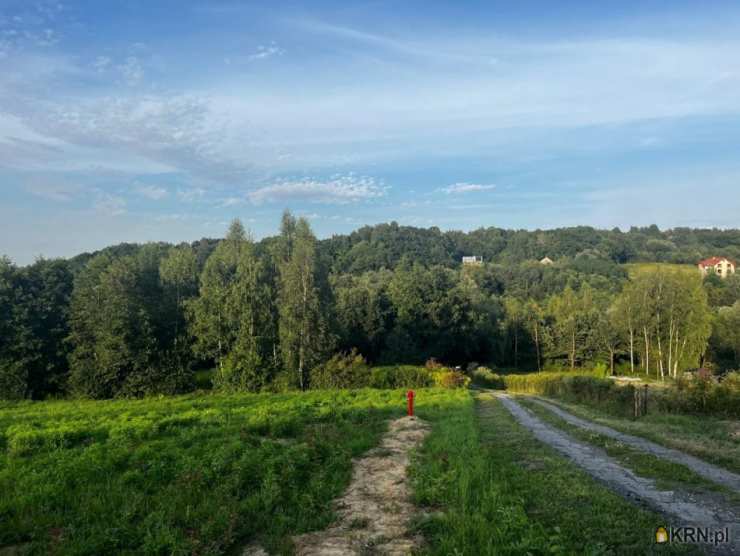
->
[528,396,740,493]
[495,393,738,552]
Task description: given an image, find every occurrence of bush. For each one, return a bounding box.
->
[368,365,433,389]
[431,370,471,389]
[310,349,371,389]
[504,371,634,416]
[657,371,740,418]
[504,370,740,419]
[471,367,505,389]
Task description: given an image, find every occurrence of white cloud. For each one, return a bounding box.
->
[94,192,127,216]
[24,179,80,201]
[248,43,285,61]
[11,93,250,181]
[155,213,191,222]
[247,174,388,205]
[177,187,207,201]
[135,184,168,200]
[92,55,111,72]
[118,56,143,86]
[220,196,244,207]
[441,182,496,194]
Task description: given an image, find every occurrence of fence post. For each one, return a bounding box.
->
[633,386,638,419]
[643,385,648,416]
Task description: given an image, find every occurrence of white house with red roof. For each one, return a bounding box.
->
[698,257,736,278]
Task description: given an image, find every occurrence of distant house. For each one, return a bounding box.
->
[698,257,736,278]
[462,256,483,266]
[540,257,554,266]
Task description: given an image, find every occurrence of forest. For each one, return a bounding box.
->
[2,214,740,400]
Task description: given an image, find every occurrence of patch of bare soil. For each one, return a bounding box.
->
[528,396,740,492]
[292,416,431,556]
[495,393,740,552]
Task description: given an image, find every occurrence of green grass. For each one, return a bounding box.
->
[534,397,740,475]
[623,263,698,278]
[0,388,464,555]
[410,391,697,555]
[518,398,740,504]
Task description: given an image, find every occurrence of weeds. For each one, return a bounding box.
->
[0,388,460,555]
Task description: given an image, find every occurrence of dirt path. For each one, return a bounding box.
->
[528,396,740,493]
[291,416,430,556]
[495,393,739,550]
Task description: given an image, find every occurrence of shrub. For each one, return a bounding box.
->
[592,362,609,377]
[471,367,505,389]
[504,371,634,416]
[504,370,740,419]
[432,370,471,389]
[310,349,371,389]
[657,371,740,418]
[368,365,433,389]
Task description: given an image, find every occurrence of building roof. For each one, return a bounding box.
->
[698,256,735,267]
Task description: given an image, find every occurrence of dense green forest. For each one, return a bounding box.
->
[2,215,740,399]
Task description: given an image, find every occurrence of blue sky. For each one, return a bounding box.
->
[1,0,740,264]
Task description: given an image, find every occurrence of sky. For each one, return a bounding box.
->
[1,0,740,264]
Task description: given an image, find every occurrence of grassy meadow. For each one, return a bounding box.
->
[1,383,699,556]
[0,388,465,555]
[623,262,698,278]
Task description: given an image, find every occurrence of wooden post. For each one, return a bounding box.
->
[633,386,638,419]
[643,385,648,416]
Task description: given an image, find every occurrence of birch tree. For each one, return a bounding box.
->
[189,220,276,390]
[277,215,332,389]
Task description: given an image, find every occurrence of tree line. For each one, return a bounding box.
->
[324,223,740,273]
[1,215,739,399]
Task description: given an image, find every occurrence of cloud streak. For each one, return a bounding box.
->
[135,184,168,200]
[247,43,285,61]
[247,175,388,205]
[441,183,496,194]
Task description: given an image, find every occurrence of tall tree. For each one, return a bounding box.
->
[278,215,333,389]
[710,302,740,370]
[68,245,190,398]
[0,258,73,399]
[160,245,198,343]
[189,220,277,391]
[502,297,525,368]
[597,304,623,375]
[616,270,712,379]
[523,299,547,372]
[547,285,600,369]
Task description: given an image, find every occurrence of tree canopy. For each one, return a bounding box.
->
[1,218,739,399]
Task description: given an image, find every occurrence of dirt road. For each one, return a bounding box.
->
[495,393,738,551]
[529,396,740,492]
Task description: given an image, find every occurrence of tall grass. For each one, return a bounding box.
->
[0,389,461,554]
[410,392,558,553]
[503,371,740,419]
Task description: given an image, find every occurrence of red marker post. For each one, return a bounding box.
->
[407,390,415,417]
